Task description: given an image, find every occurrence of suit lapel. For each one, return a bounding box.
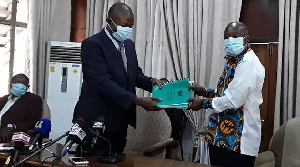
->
[0,95,9,110]
[2,93,26,113]
[99,30,128,76]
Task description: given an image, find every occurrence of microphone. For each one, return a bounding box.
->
[11,131,70,167]
[86,117,120,163]
[62,118,87,156]
[29,118,51,151]
[90,116,105,150]
[8,132,30,166]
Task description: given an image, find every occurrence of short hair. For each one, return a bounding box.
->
[11,73,29,84]
[108,2,133,21]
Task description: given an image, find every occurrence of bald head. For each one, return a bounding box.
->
[224,22,248,39]
[108,2,133,23]
[106,2,134,34]
[224,22,250,46]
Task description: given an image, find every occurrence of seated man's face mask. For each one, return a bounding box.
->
[223,37,245,56]
[11,83,28,97]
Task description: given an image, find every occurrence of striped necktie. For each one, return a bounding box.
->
[119,43,127,71]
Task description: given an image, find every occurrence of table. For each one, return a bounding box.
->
[0,151,213,167]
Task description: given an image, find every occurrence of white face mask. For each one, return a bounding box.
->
[109,19,133,42]
[223,37,245,56]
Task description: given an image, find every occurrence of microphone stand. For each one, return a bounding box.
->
[11,131,70,167]
[88,128,121,163]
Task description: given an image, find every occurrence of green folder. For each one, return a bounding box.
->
[152,78,193,108]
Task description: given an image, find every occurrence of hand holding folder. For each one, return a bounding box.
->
[152,78,193,108]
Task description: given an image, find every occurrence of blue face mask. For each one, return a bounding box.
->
[223,37,245,56]
[110,19,132,42]
[11,83,28,97]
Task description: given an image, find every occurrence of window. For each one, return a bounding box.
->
[0,0,28,96]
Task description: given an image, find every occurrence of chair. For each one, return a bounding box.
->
[41,99,51,120]
[124,106,174,159]
[255,117,300,167]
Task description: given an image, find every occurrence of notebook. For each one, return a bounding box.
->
[152,78,193,108]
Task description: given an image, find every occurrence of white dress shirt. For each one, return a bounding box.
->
[212,50,265,156]
[0,95,20,126]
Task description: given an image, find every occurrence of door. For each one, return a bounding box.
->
[250,43,278,152]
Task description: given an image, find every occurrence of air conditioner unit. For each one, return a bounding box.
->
[44,41,82,143]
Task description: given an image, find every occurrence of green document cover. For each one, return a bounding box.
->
[152,78,193,108]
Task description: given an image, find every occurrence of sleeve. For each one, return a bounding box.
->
[14,95,42,131]
[205,88,216,98]
[212,60,257,113]
[81,39,136,110]
[127,41,152,92]
[136,66,152,92]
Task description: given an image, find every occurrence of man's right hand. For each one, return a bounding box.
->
[0,127,14,143]
[188,84,206,96]
[134,97,161,111]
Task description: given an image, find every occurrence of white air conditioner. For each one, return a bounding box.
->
[44,41,82,143]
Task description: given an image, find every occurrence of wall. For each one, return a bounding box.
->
[70,0,86,42]
[240,0,279,152]
[240,0,279,42]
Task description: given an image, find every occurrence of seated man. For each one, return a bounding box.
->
[0,73,42,143]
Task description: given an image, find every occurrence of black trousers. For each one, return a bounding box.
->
[164,108,185,140]
[208,144,256,167]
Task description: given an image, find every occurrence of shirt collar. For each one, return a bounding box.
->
[104,27,121,50]
[8,94,20,101]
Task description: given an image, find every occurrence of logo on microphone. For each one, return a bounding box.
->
[12,132,30,145]
[93,122,104,128]
[69,123,86,140]
[35,120,43,128]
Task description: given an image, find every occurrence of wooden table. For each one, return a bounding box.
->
[0,152,213,167]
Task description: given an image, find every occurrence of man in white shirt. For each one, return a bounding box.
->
[187,22,265,167]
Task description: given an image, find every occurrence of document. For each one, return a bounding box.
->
[152,78,193,108]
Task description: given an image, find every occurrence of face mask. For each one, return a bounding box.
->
[11,83,28,97]
[110,19,132,42]
[223,37,245,56]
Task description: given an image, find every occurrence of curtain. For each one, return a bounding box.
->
[275,0,300,131]
[86,0,148,83]
[86,0,242,91]
[158,0,242,87]
[86,0,242,163]
[26,0,57,97]
[143,0,242,163]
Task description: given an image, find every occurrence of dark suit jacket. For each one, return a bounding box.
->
[0,92,42,132]
[73,29,152,132]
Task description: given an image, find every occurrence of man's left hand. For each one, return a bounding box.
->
[187,98,203,111]
[152,78,163,88]
[0,127,15,143]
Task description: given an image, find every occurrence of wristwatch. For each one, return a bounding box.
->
[7,124,16,129]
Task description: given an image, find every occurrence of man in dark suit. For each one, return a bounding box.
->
[0,74,42,142]
[73,2,162,154]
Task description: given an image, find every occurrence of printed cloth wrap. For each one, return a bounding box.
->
[201,48,251,152]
